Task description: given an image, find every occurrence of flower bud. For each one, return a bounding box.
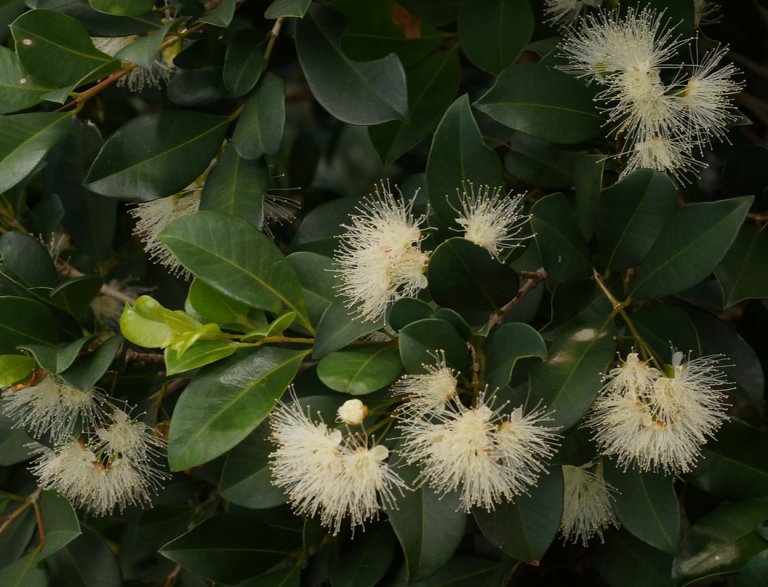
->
[337,399,368,426]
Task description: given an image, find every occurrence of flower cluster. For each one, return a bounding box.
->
[269,393,406,535]
[91,36,180,92]
[545,0,720,29]
[586,351,731,473]
[560,461,619,546]
[2,375,167,515]
[558,6,742,182]
[395,356,561,512]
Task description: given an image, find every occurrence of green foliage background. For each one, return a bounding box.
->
[1,0,768,586]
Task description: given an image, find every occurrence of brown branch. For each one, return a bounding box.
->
[33,499,45,551]
[264,17,285,62]
[485,268,547,331]
[148,378,190,400]
[125,351,166,363]
[54,258,138,306]
[483,135,513,150]
[747,212,768,223]
[0,488,42,541]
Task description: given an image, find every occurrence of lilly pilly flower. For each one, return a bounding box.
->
[2,375,109,443]
[91,36,179,92]
[269,394,406,534]
[453,184,530,260]
[392,351,458,416]
[398,392,560,511]
[587,351,731,474]
[544,0,605,28]
[334,182,429,322]
[560,461,619,546]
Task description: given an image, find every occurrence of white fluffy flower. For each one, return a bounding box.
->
[560,461,619,546]
[2,376,108,443]
[269,395,406,534]
[587,351,731,474]
[398,393,560,512]
[335,182,429,322]
[694,0,721,28]
[453,184,530,260]
[91,36,178,92]
[263,192,300,238]
[544,0,604,28]
[621,136,705,182]
[392,351,458,416]
[337,399,368,426]
[128,189,201,278]
[94,408,166,462]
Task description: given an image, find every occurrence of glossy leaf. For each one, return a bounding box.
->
[47,525,122,587]
[531,192,592,283]
[199,0,235,26]
[38,490,81,560]
[114,18,177,70]
[199,147,267,230]
[575,154,606,239]
[396,0,460,26]
[484,322,547,392]
[715,223,768,308]
[504,133,579,190]
[159,514,290,584]
[0,296,58,354]
[672,497,768,586]
[458,0,533,74]
[159,211,311,331]
[290,195,362,257]
[592,528,674,587]
[528,317,617,430]
[690,418,768,501]
[164,340,239,376]
[19,335,95,375]
[90,0,153,16]
[120,296,175,348]
[427,238,520,313]
[137,505,196,546]
[388,297,433,332]
[399,318,472,377]
[738,550,768,587]
[0,112,72,194]
[0,499,36,569]
[0,554,47,587]
[168,346,308,471]
[426,95,504,229]
[167,39,227,107]
[0,412,35,466]
[328,523,397,587]
[317,345,401,395]
[631,196,753,300]
[232,73,285,160]
[631,304,701,364]
[0,46,55,114]
[386,460,466,583]
[474,64,604,144]
[474,467,564,564]
[313,297,384,359]
[0,355,35,387]
[59,335,123,392]
[597,169,678,270]
[543,278,615,339]
[369,47,460,167]
[220,421,286,509]
[0,231,59,289]
[264,0,310,18]
[604,460,680,555]
[287,252,339,330]
[84,111,230,201]
[294,4,408,125]
[187,279,255,325]
[223,29,264,97]
[11,9,119,87]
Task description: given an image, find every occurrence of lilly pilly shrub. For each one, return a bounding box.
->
[1,1,768,586]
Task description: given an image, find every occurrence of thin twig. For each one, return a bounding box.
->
[482,135,513,150]
[54,258,138,305]
[125,351,166,363]
[148,378,190,400]
[264,17,285,62]
[33,499,45,551]
[485,268,547,331]
[0,488,42,541]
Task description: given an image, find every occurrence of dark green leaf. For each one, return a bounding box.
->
[598,170,678,270]
[427,238,520,313]
[369,47,460,167]
[264,0,310,18]
[0,296,58,354]
[604,459,680,555]
[90,0,153,16]
[199,0,235,26]
[387,557,497,587]
[47,525,122,587]
[113,18,177,70]
[690,418,768,501]
[60,3,163,35]
[631,305,700,364]
[287,252,339,330]
[386,459,465,583]
[592,528,673,587]
[672,497,768,586]
[542,278,614,339]
[474,64,604,144]
[313,297,384,359]
[240,567,300,587]
[715,223,768,308]
[457,0,533,74]
[0,0,25,44]
[49,276,104,320]
[167,39,227,106]
[19,335,95,375]
[388,297,433,332]
[329,523,397,587]
[44,117,115,264]
[574,154,605,240]
[59,335,123,391]
[220,421,287,509]
[295,4,408,125]
[38,490,81,560]
[137,505,196,546]
[0,46,55,114]
[164,340,239,376]
[530,192,592,283]
[0,554,47,587]
[396,0,460,26]
[317,345,401,395]
[631,196,753,300]
[290,195,363,257]
[199,147,267,230]
[0,112,72,194]
[160,514,290,584]
[84,111,229,201]
[0,354,35,387]
[168,346,308,471]
[504,133,579,189]
[0,500,36,569]
[474,467,563,564]
[528,317,616,431]
[232,73,285,160]
[484,322,547,392]
[399,318,471,377]
[0,412,35,465]
[224,29,265,98]
[159,211,311,331]
[738,550,768,587]
[426,95,504,228]
[11,9,119,87]
[0,231,59,289]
